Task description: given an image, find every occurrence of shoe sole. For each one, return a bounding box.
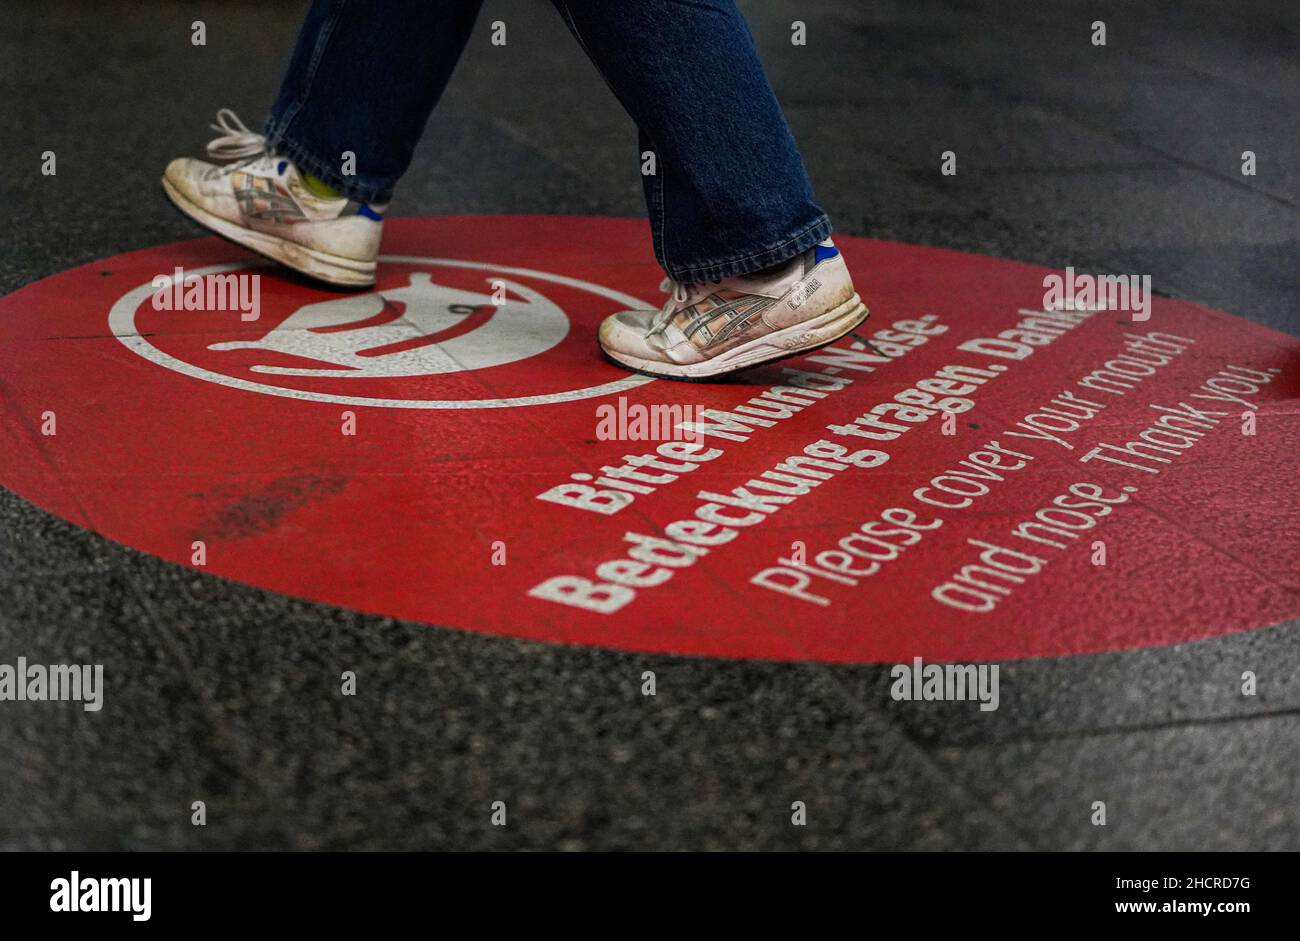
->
[600,293,870,381]
[161,176,377,289]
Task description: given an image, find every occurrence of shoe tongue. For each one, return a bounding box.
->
[236,152,276,175]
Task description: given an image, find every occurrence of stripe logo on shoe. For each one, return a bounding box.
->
[676,293,777,349]
[234,173,307,223]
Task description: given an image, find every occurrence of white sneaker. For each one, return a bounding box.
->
[161,109,383,288]
[598,240,868,380]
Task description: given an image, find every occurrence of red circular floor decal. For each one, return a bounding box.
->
[0,215,1296,662]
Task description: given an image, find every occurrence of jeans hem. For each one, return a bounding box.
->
[665,214,832,283]
[263,120,396,204]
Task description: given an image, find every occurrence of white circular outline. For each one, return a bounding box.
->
[109,256,656,409]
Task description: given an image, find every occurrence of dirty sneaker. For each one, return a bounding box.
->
[161,109,383,288]
[597,240,868,380]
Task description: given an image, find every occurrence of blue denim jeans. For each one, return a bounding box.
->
[265,0,831,283]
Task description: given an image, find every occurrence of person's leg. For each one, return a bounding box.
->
[551,0,830,284]
[554,0,865,380]
[162,0,483,287]
[265,0,485,204]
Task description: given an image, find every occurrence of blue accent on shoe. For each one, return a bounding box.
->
[277,160,287,175]
[814,244,840,264]
[357,203,384,221]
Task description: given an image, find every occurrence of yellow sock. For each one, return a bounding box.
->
[302,173,343,199]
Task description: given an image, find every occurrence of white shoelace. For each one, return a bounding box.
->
[205,109,268,161]
[650,277,692,332]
